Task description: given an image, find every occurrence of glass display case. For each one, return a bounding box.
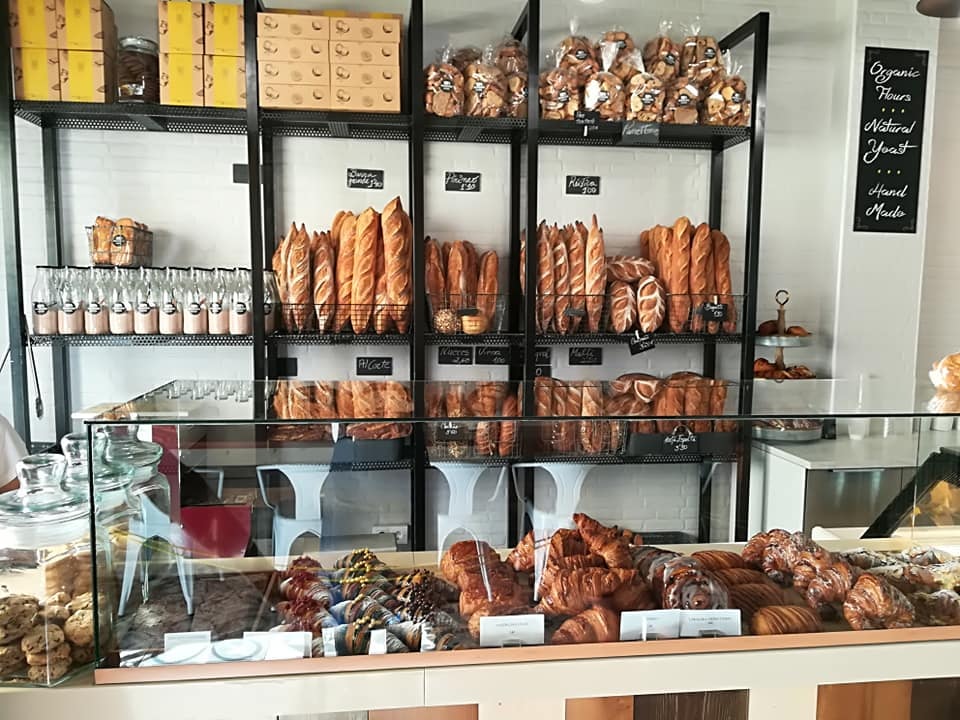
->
[59,379,960,684]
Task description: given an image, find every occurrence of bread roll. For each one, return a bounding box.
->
[608,280,637,333]
[351,208,380,333]
[477,250,499,323]
[335,212,357,331]
[585,214,605,333]
[382,196,412,333]
[712,229,736,333]
[425,237,446,318]
[565,224,587,333]
[537,223,555,333]
[667,217,692,333]
[689,222,713,333]
[553,227,571,334]
[312,231,336,331]
[636,275,666,333]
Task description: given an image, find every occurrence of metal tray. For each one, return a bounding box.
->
[755,334,814,348]
[752,424,823,442]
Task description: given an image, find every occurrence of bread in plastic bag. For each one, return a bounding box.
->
[584,41,626,120]
[451,46,481,73]
[930,352,960,392]
[540,47,580,119]
[642,20,681,82]
[495,36,528,75]
[625,55,664,122]
[701,50,750,126]
[465,45,507,117]
[600,28,639,82]
[559,18,599,87]
[679,17,722,88]
[662,77,699,124]
[425,45,464,117]
[506,72,528,118]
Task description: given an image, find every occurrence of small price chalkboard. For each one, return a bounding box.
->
[475,346,513,366]
[568,347,603,366]
[663,427,699,455]
[438,346,473,365]
[628,332,656,356]
[574,110,600,126]
[563,307,587,318]
[699,302,728,321]
[535,365,552,378]
[444,171,481,192]
[534,347,551,365]
[566,175,600,196]
[356,356,393,376]
[347,168,385,190]
[620,121,660,146]
[440,422,465,441]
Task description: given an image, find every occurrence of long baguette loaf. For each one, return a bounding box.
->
[425,236,446,318]
[649,224,668,277]
[335,212,357,331]
[372,228,392,334]
[710,379,735,432]
[636,275,666,333]
[477,250,499,323]
[667,216,692,333]
[607,255,655,283]
[713,229,736,333]
[689,222,713,333]
[639,228,651,260]
[498,392,519,457]
[563,383,583,455]
[337,380,355,418]
[683,375,712,433]
[553,226,571,334]
[382,196,412,333]
[579,383,604,454]
[473,382,503,456]
[330,210,346,252]
[537,222,555,333]
[350,208,380,333]
[608,279,637,333]
[272,230,290,329]
[534,376,554,450]
[462,240,480,305]
[312,231,336,332]
[585,214,606,333]
[565,224,586,333]
[289,224,312,332]
[446,240,467,311]
[552,379,575,454]
[425,382,445,418]
[654,377,685,434]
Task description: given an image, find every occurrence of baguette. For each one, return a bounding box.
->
[579,383,604,454]
[462,240,480,305]
[477,250,499,323]
[425,237,446,317]
[537,222,555,333]
[337,380,355,418]
[608,280,637,333]
[654,377,685,433]
[382,196,412,333]
[498,392,519,457]
[563,383,583,455]
[553,226,571,334]
[683,375,712,433]
[350,208,380,333]
[710,379,735,432]
[689,222,713,333]
[534,376,554,450]
[553,379,576,454]
[446,240,467,311]
[474,382,504,456]
[372,227,392,334]
[639,228,651,260]
[636,275,666,333]
[312,231,336,332]
[565,224,587,333]
[329,210,346,252]
[335,212,357,331]
[607,255,655,283]
[585,214,606,333]
[713,229,736,334]
[272,231,290,329]
[288,224,312,332]
[667,217,692,333]
[519,229,526,295]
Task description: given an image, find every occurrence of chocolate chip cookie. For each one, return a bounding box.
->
[21,624,65,655]
[64,610,94,647]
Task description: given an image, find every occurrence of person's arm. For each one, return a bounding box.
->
[0,414,28,493]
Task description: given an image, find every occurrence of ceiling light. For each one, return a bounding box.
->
[917,0,960,17]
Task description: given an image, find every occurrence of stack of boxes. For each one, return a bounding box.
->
[11,0,117,102]
[257,10,400,112]
[158,1,244,108]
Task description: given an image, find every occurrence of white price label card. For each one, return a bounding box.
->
[164,630,211,653]
[158,631,211,665]
[244,631,311,660]
[368,628,388,655]
[619,610,681,641]
[321,626,338,657]
[679,610,742,638]
[479,614,545,648]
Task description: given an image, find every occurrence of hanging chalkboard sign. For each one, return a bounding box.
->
[444,172,482,192]
[475,346,513,365]
[347,168,385,189]
[853,47,928,234]
[565,175,600,196]
[568,347,603,366]
[356,357,393,376]
[438,346,473,365]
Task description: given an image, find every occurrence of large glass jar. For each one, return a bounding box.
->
[117,37,160,103]
[0,454,103,686]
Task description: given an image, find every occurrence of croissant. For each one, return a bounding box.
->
[842,574,915,630]
[791,549,837,593]
[690,550,747,572]
[573,512,633,568]
[387,620,426,650]
[537,567,638,616]
[552,554,607,571]
[751,605,822,635]
[507,530,536,573]
[459,570,528,619]
[805,561,855,610]
[902,560,960,592]
[912,590,960,626]
[440,540,501,585]
[551,606,619,644]
[729,583,786,619]
[548,527,587,562]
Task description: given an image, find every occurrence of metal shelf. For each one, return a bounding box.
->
[538,120,751,149]
[261,109,410,139]
[330,459,413,472]
[269,332,411,346]
[28,334,254,347]
[523,453,739,465]
[424,116,525,143]
[536,332,744,346]
[15,101,247,134]
[425,332,523,346]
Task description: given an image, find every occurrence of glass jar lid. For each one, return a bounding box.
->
[61,432,132,494]
[119,36,159,55]
[0,454,89,528]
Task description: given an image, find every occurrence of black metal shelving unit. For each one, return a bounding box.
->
[0,0,767,549]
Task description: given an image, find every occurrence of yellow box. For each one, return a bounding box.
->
[257,37,327,62]
[204,2,243,56]
[56,0,116,53]
[9,0,57,48]
[329,16,400,43]
[257,12,327,39]
[259,59,327,86]
[259,82,328,109]
[13,48,59,99]
[58,49,115,102]
[203,54,244,107]
[329,40,398,66]
[330,85,399,113]
[160,52,204,105]
[158,1,204,55]
[330,63,398,89]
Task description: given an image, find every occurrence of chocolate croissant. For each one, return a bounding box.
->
[573,512,632,568]
[751,605,822,635]
[537,567,639,616]
[843,574,915,630]
[551,606,619,644]
[913,590,960,626]
[507,530,536,573]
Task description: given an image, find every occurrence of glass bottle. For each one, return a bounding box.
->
[31,266,59,335]
[109,268,134,335]
[207,267,229,335]
[84,267,111,335]
[134,267,160,335]
[264,270,280,335]
[229,267,252,335]
[158,266,183,335]
[57,267,85,335]
[182,267,208,335]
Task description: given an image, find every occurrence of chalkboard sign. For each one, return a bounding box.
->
[574,110,599,127]
[663,427,699,455]
[440,421,466,441]
[444,171,481,192]
[438,346,473,365]
[535,365,552,378]
[628,332,656,356]
[569,347,603,366]
[566,175,600,196]
[356,356,393,376]
[534,347,551,365]
[699,302,728,321]
[853,47,928,233]
[620,121,660,146]
[475,346,513,365]
[347,168,385,189]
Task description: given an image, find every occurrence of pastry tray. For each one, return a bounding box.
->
[755,334,814,348]
[752,424,823,442]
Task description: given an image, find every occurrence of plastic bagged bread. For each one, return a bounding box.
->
[495,36,528,75]
[540,47,580,119]
[625,54,664,122]
[506,72,528,118]
[600,27,639,82]
[451,46,481,73]
[584,41,626,121]
[701,51,750,126]
[679,17,722,88]
[642,20,681,83]
[424,45,464,117]
[559,18,598,88]
[465,45,507,117]
[662,76,699,124]
[930,352,960,392]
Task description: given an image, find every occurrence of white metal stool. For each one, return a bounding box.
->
[256,464,331,569]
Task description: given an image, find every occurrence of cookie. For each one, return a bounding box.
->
[25,640,70,666]
[45,592,70,607]
[64,610,94,647]
[70,643,95,665]
[0,643,25,669]
[27,658,70,684]
[0,606,36,645]
[66,592,93,614]
[40,606,70,625]
[0,594,40,613]
[20,624,65,655]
